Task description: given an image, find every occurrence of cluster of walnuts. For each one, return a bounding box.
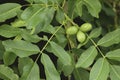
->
[66,23,92,43]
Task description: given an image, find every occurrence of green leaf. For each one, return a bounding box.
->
[21,5,55,29]
[0,65,19,80]
[90,58,110,80]
[76,46,98,68]
[18,57,33,75]
[19,57,40,80]
[57,59,74,76]
[25,0,34,3]
[83,0,101,18]
[21,5,43,29]
[0,40,5,60]
[55,33,67,44]
[11,19,26,28]
[80,6,94,22]
[41,25,56,34]
[67,0,77,18]
[110,65,120,80]
[34,0,57,4]
[50,41,71,66]
[21,29,41,43]
[0,25,21,38]
[52,32,67,48]
[3,51,17,66]
[33,7,55,34]
[34,0,48,3]
[73,68,89,80]
[41,53,60,80]
[102,3,115,16]
[0,3,21,22]
[75,0,101,18]
[2,40,40,57]
[90,27,102,38]
[75,0,83,17]
[20,61,40,80]
[56,8,65,24]
[105,49,120,61]
[97,29,120,47]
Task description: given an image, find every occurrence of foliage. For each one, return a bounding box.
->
[0,0,120,80]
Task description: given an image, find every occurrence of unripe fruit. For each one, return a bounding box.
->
[80,23,92,32]
[77,31,86,43]
[66,26,78,35]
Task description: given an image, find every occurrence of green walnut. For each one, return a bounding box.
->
[80,23,92,32]
[66,26,78,35]
[76,31,86,43]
